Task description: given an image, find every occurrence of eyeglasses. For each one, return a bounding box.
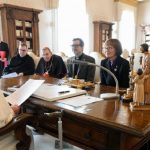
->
[105,46,114,50]
[19,49,26,52]
[43,53,50,56]
[71,44,81,48]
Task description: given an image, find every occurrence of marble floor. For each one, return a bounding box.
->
[30,133,82,150]
[0,126,82,150]
[28,126,82,150]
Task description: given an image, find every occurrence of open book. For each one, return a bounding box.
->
[32,84,87,102]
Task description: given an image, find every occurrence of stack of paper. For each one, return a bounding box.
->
[58,95,103,107]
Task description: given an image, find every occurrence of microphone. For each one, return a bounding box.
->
[70,59,119,99]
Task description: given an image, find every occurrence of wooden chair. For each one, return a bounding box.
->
[0,113,35,150]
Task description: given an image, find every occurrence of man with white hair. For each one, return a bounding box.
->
[36,47,67,78]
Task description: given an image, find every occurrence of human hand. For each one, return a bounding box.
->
[43,72,49,77]
[11,105,20,114]
[18,72,24,76]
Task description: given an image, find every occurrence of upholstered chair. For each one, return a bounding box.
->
[54,51,68,66]
[27,51,40,69]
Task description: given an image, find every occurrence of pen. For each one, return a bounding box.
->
[58,90,70,94]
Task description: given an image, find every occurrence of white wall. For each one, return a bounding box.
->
[136,1,150,50]
[0,0,46,9]
[86,0,115,22]
[86,0,116,52]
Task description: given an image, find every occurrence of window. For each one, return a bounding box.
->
[118,10,136,52]
[58,0,89,56]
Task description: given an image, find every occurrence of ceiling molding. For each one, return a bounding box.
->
[114,0,138,7]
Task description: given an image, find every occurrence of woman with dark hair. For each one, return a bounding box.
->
[100,39,130,88]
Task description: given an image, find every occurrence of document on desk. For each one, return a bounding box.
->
[32,84,86,101]
[58,95,103,107]
[1,72,18,78]
[5,79,44,105]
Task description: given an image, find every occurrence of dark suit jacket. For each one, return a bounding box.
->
[67,53,96,82]
[100,56,130,88]
[3,54,35,75]
[36,54,67,79]
[0,41,9,59]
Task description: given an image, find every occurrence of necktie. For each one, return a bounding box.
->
[110,60,113,67]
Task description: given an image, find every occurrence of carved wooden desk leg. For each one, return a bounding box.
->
[15,124,31,150]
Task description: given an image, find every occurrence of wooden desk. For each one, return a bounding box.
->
[0,75,150,150]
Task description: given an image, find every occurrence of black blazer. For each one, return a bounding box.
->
[3,54,35,75]
[67,53,96,82]
[36,54,67,79]
[100,56,130,88]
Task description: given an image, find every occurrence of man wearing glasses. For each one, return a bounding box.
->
[3,43,35,76]
[67,38,95,82]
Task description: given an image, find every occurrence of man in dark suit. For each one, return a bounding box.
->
[3,43,35,76]
[67,38,95,82]
[36,47,67,79]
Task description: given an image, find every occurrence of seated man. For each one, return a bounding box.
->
[3,43,35,76]
[67,38,95,82]
[36,47,67,78]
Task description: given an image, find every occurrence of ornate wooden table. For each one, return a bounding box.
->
[0,75,150,150]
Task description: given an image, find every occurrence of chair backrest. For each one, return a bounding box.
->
[54,51,68,66]
[133,52,143,71]
[122,49,129,59]
[27,51,40,69]
[89,51,105,82]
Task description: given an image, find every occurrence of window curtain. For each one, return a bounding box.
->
[115,2,137,53]
[39,0,59,53]
[57,0,89,56]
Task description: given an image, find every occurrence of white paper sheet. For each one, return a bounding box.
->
[6,79,44,105]
[1,72,18,78]
[32,84,86,102]
[58,95,103,107]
